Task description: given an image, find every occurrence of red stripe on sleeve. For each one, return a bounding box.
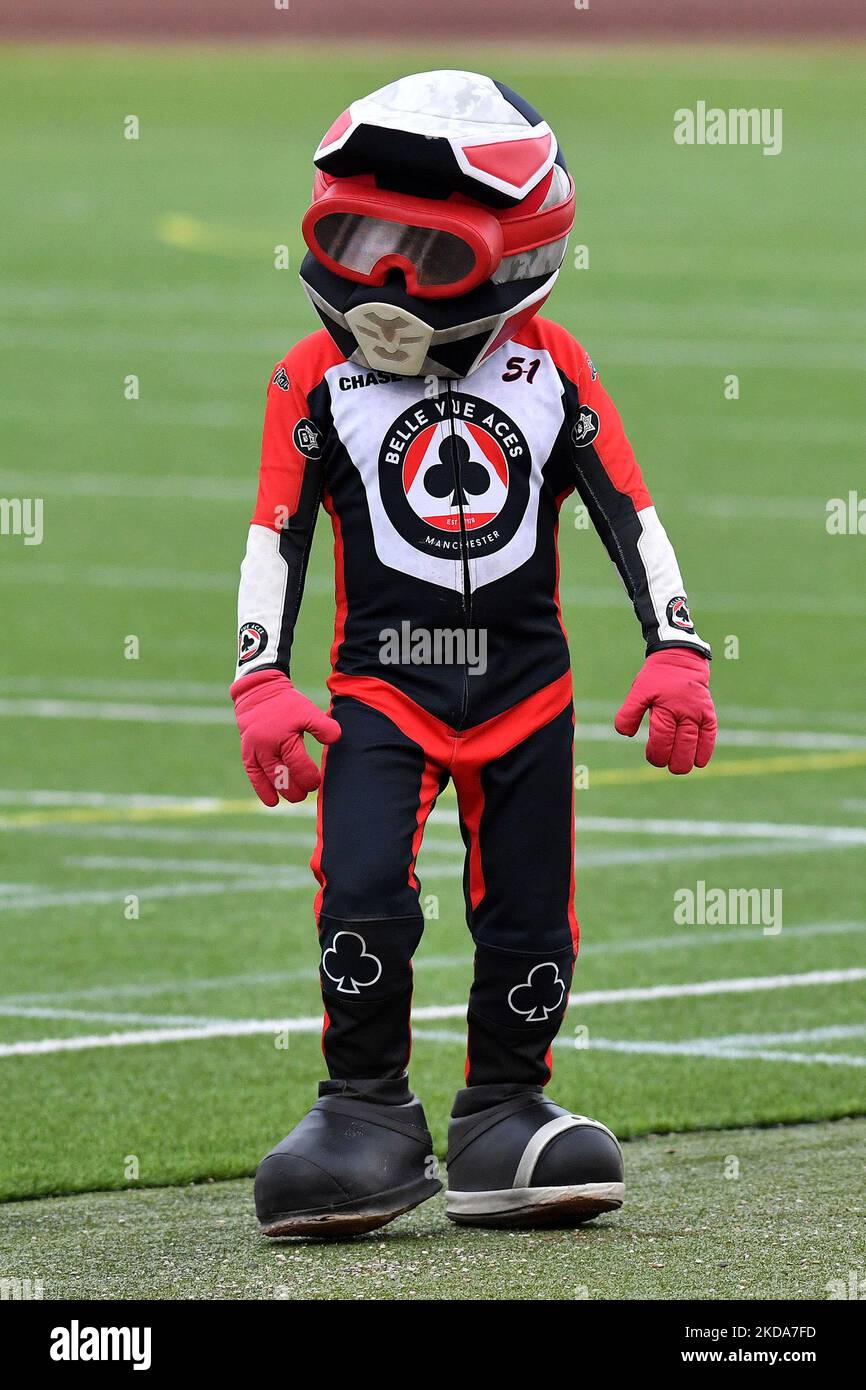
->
[252,329,345,531]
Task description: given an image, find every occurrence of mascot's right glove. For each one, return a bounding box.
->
[230,668,341,807]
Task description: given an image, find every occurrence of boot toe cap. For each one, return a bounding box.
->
[255,1152,350,1222]
[532,1122,623,1188]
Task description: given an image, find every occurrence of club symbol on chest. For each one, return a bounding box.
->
[423,436,491,508]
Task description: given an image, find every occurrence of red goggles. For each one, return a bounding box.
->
[302,171,574,300]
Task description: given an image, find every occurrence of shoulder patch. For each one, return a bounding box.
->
[272,366,290,391]
[571,404,600,448]
[293,418,323,459]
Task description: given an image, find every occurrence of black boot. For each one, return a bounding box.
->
[445,1085,624,1228]
[255,1078,441,1238]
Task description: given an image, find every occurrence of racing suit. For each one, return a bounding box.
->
[234,316,710,1087]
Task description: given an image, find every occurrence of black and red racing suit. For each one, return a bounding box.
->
[235,316,709,1086]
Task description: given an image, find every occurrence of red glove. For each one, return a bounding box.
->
[614,649,717,775]
[230,669,341,807]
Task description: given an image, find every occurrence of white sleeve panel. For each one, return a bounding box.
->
[234,523,289,679]
[636,506,709,651]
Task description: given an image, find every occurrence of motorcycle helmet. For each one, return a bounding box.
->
[299,70,575,379]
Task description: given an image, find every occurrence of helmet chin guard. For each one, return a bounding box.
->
[299,70,574,380]
[302,254,560,379]
[344,302,435,377]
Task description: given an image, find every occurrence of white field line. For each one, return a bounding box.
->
[0,470,837,517]
[557,583,866,619]
[703,1023,866,1048]
[4,282,863,326]
[582,920,866,955]
[13,821,463,856]
[0,1006,238,1027]
[0,684,862,733]
[3,921,864,1009]
[8,1011,866,1044]
[66,855,298,876]
[410,1028,866,1068]
[3,324,863,369]
[566,967,866,1007]
[0,956,474,1007]
[29,823,354,849]
[0,854,762,912]
[0,677,232,701]
[0,789,245,810]
[602,1047,866,1067]
[1,461,849,520]
[0,560,861,617]
[56,839,831,885]
[0,877,311,912]
[0,824,862,909]
[573,816,866,847]
[0,699,233,725]
[1,968,863,1059]
[713,705,866,732]
[0,403,246,430]
[557,586,866,620]
[676,496,824,523]
[52,824,324,850]
[1,827,863,909]
[571,839,831,869]
[0,835,840,913]
[2,697,866,752]
[0,822,811,865]
[571,725,866,752]
[65,840,461,874]
[563,700,866,733]
[16,822,866,872]
[2,790,866,848]
[0,1021,297,1057]
[0,562,239,594]
[554,1039,866,1068]
[0,471,251,501]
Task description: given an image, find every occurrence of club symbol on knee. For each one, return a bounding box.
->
[507,962,567,1022]
[322,931,383,995]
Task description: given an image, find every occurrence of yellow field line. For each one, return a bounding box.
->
[0,799,257,830]
[155,212,285,257]
[2,749,865,831]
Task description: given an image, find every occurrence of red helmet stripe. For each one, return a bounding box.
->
[462,132,553,186]
[481,293,553,363]
[318,108,352,152]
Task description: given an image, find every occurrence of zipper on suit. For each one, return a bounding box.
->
[444,380,472,726]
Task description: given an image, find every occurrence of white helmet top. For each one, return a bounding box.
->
[315,69,559,205]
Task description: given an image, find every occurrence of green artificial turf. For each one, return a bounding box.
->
[0,42,864,1287]
[1,1119,863,1300]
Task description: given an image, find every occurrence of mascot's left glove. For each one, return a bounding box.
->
[614,648,717,775]
[230,669,341,807]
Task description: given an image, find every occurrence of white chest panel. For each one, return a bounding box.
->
[325,342,565,592]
